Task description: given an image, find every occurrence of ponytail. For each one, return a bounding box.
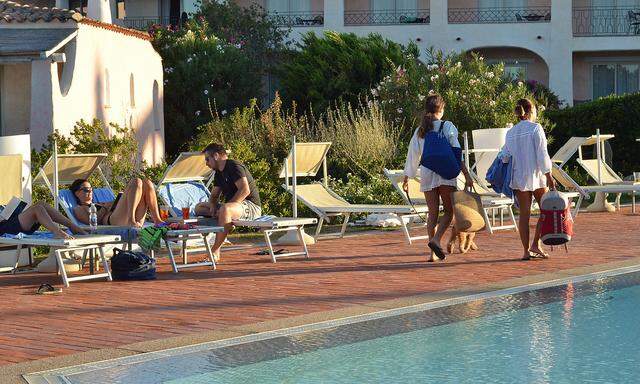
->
[514,98,534,121]
[418,94,445,138]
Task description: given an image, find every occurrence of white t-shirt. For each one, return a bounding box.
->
[403,120,461,192]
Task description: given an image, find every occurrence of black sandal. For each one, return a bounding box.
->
[36,283,62,295]
[428,242,446,260]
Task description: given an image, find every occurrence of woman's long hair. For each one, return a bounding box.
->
[418,94,445,138]
[514,98,534,120]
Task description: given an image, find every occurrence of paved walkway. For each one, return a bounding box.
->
[1,209,638,374]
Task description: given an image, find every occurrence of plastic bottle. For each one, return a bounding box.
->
[89,203,98,233]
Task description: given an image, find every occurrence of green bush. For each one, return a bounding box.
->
[151,20,259,155]
[373,49,551,141]
[277,31,419,114]
[32,119,167,200]
[190,95,407,217]
[546,93,640,177]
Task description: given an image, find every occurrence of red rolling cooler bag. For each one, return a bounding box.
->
[539,191,574,251]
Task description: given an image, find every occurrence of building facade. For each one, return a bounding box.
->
[0,0,165,164]
[122,0,640,106]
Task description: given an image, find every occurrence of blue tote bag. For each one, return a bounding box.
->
[420,121,462,180]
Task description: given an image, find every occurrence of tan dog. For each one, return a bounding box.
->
[446,226,479,254]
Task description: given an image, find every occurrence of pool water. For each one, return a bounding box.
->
[29,269,640,384]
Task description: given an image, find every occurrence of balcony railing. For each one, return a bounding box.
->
[448,7,551,24]
[120,16,181,30]
[344,9,430,26]
[268,11,324,27]
[573,7,640,36]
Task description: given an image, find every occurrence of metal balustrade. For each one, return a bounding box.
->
[268,11,324,27]
[573,7,640,36]
[448,7,551,24]
[344,9,430,26]
[120,17,180,30]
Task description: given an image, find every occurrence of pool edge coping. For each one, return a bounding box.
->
[16,256,640,384]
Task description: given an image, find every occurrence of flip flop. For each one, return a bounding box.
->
[428,242,446,260]
[255,249,287,256]
[529,250,549,259]
[36,283,62,295]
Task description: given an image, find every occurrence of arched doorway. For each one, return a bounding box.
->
[469,46,549,86]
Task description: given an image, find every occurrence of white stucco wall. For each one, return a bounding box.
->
[51,23,164,164]
[0,63,31,136]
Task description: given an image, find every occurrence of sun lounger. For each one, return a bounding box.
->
[0,233,121,286]
[280,142,429,243]
[158,152,317,262]
[551,135,638,214]
[383,169,517,235]
[552,164,637,216]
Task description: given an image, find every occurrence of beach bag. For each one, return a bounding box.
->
[539,191,573,246]
[452,189,486,232]
[420,121,462,180]
[110,248,156,280]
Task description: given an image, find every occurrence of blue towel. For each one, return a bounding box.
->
[2,231,59,239]
[485,151,514,199]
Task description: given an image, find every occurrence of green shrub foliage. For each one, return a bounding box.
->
[277,31,419,114]
[546,93,640,177]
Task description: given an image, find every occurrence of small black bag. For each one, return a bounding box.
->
[110,248,156,280]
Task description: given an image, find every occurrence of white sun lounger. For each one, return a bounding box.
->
[384,169,517,235]
[551,135,638,214]
[280,142,429,242]
[0,233,121,286]
[157,152,317,262]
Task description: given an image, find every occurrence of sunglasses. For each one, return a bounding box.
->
[79,187,93,193]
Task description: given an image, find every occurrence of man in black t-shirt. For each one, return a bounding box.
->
[195,143,262,261]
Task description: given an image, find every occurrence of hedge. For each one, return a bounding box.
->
[546,93,640,177]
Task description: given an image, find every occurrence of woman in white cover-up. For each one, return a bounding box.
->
[402,94,473,262]
[502,98,556,260]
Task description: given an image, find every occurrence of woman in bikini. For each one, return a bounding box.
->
[70,178,164,228]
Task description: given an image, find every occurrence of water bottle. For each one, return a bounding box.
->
[89,203,98,233]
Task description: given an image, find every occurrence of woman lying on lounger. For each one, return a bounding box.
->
[0,202,87,239]
[70,178,164,228]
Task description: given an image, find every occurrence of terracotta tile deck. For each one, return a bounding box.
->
[1,209,639,367]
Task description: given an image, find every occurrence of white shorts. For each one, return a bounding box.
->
[419,166,458,192]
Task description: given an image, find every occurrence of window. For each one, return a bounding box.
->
[504,63,527,80]
[592,63,640,99]
[267,0,311,13]
[0,66,3,135]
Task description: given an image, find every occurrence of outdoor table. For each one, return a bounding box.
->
[0,234,121,287]
[161,225,224,273]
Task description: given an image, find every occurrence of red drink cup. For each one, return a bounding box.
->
[182,207,190,220]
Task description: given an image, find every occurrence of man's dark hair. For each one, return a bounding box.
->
[202,143,227,156]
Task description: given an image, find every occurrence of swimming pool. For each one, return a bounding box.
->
[25,266,640,384]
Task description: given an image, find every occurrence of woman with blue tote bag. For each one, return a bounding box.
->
[403,94,474,261]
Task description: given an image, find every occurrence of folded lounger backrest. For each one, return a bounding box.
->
[471,128,509,185]
[156,181,210,217]
[577,158,624,185]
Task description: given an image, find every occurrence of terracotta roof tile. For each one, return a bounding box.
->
[0,0,151,40]
[0,0,80,23]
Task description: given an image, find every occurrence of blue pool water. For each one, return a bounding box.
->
[31,270,640,384]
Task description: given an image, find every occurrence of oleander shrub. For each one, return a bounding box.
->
[373,48,552,141]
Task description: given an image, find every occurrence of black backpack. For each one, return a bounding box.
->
[110,248,156,280]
